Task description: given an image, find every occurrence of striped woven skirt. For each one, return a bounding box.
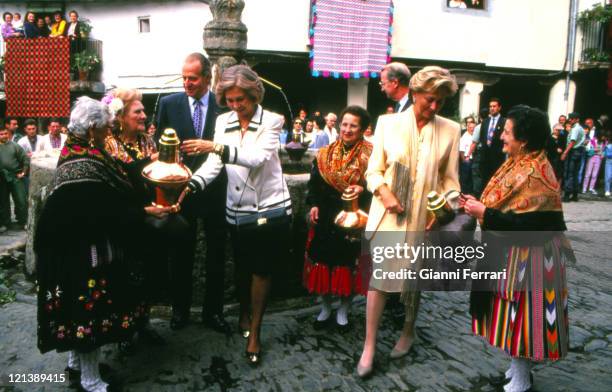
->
[471,236,572,361]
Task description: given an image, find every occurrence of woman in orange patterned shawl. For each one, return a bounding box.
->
[303,105,373,331]
[463,105,574,392]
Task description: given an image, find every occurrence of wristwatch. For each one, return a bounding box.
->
[213,143,225,156]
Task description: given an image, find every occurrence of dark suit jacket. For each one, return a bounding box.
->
[396,99,412,113]
[156,91,226,218]
[477,115,506,182]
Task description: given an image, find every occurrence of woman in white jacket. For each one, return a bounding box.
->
[182,65,291,366]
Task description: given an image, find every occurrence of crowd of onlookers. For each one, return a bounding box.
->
[1,10,84,40]
[0,117,68,232]
[458,102,611,201]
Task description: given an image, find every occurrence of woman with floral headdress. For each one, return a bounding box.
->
[103,88,167,352]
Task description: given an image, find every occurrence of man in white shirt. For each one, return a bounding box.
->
[17,119,42,156]
[323,113,338,143]
[37,118,67,153]
[468,98,506,196]
[459,117,476,194]
[380,62,412,113]
[156,52,228,333]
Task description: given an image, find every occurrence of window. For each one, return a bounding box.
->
[138,16,150,33]
[447,0,485,10]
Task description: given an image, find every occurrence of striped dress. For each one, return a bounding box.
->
[472,237,571,361]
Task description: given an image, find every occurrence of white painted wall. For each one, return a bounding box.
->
[1,0,604,90]
[70,0,211,92]
[244,0,574,71]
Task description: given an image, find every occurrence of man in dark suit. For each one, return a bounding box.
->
[469,97,506,197]
[156,53,229,332]
[380,62,412,113]
[379,61,413,328]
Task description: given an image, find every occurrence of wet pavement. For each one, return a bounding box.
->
[0,198,611,391]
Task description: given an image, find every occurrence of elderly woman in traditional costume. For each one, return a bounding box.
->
[463,105,573,392]
[104,88,167,351]
[183,65,291,366]
[357,66,460,377]
[35,97,172,392]
[303,105,373,331]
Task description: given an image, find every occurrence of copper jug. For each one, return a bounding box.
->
[334,188,368,241]
[141,129,192,207]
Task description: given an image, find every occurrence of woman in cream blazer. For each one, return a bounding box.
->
[357,66,461,377]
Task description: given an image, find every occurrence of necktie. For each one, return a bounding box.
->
[487,117,497,146]
[394,102,401,113]
[193,99,203,139]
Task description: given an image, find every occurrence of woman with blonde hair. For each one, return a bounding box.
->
[357,66,461,377]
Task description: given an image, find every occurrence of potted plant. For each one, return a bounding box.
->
[73,50,100,81]
[79,18,93,39]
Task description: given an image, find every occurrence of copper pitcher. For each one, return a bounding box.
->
[141,129,192,207]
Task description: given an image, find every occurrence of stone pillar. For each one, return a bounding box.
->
[25,153,59,275]
[203,0,248,90]
[459,81,484,120]
[548,79,576,127]
[347,78,369,108]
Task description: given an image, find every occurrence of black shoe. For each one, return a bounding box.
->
[570,194,578,202]
[139,325,166,345]
[202,313,231,334]
[170,312,190,330]
[313,316,332,330]
[563,194,571,202]
[245,350,262,366]
[335,319,352,334]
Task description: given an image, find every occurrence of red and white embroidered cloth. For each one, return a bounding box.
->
[5,38,70,117]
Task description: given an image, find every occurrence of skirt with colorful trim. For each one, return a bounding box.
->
[471,236,572,361]
[302,226,370,297]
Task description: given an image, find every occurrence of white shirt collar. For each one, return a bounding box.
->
[188,91,210,107]
[398,93,410,109]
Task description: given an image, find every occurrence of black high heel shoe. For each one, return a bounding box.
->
[245,350,262,366]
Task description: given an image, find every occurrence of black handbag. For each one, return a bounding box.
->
[233,168,291,231]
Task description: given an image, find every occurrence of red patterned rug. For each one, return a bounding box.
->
[5,38,70,117]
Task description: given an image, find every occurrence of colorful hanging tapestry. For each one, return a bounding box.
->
[5,38,71,117]
[309,0,394,79]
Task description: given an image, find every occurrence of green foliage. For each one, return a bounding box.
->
[0,271,16,305]
[79,18,93,36]
[578,4,612,26]
[72,50,100,72]
[583,48,610,62]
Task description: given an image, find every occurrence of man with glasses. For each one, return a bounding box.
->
[380,62,412,113]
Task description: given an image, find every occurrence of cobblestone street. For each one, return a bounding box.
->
[1,199,611,391]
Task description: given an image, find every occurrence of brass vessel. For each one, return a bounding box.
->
[426,190,456,225]
[142,129,192,207]
[334,188,368,241]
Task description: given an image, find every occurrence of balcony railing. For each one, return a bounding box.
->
[579,19,610,66]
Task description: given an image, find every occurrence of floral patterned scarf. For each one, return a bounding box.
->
[317,139,373,193]
[481,150,562,213]
[50,132,133,196]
